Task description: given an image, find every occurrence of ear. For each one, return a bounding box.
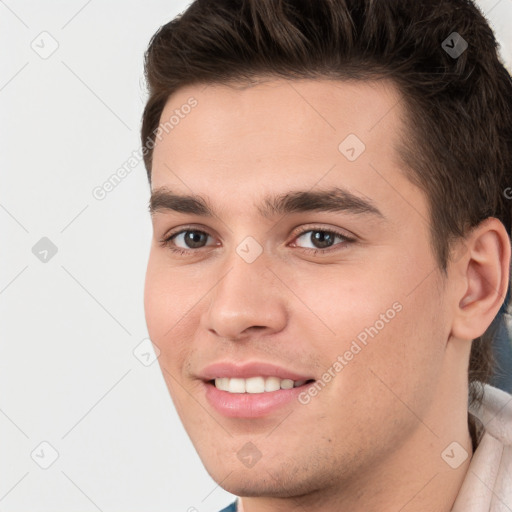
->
[450,218,511,340]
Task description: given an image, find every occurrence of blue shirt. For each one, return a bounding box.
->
[218,501,237,512]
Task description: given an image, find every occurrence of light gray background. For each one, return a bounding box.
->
[1,1,511,511]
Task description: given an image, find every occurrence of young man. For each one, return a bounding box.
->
[141,1,512,510]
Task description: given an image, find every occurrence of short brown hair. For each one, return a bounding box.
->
[141,0,512,448]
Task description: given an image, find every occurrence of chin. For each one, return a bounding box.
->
[202,457,318,499]
[211,477,296,499]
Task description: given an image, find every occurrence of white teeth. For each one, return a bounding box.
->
[280,379,294,390]
[214,376,309,393]
[245,376,265,393]
[228,378,246,393]
[264,376,281,392]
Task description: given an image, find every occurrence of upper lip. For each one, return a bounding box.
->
[198,361,315,381]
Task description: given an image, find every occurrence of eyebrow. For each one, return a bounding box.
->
[149,187,384,219]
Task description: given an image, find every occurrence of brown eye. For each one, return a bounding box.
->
[294,229,351,251]
[180,231,208,248]
[166,230,214,250]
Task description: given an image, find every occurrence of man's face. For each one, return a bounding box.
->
[145,79,455,497]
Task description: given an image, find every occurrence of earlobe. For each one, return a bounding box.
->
[451,218,511,341]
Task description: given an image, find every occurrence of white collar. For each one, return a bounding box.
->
[451,383,512,511]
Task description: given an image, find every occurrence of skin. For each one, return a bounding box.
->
[144,78,510,511]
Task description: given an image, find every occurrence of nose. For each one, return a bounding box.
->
[201,251,288,341]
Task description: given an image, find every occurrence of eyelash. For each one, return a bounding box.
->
[159,225,356,257]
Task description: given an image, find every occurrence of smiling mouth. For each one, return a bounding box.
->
[209,376,316,394]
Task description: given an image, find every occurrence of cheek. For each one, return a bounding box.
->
[144,257,199,418]
[291,253,447,395]
[144,252,197,340]
[284,261,404,348]
[331,280,447,424]
[144,254,190,371]
[300,294,448,460]
[143,257,167,340]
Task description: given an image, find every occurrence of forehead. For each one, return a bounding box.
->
[150,78,424,222]
[153,78,403,162]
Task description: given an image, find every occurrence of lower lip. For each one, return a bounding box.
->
[203,381,312,418]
